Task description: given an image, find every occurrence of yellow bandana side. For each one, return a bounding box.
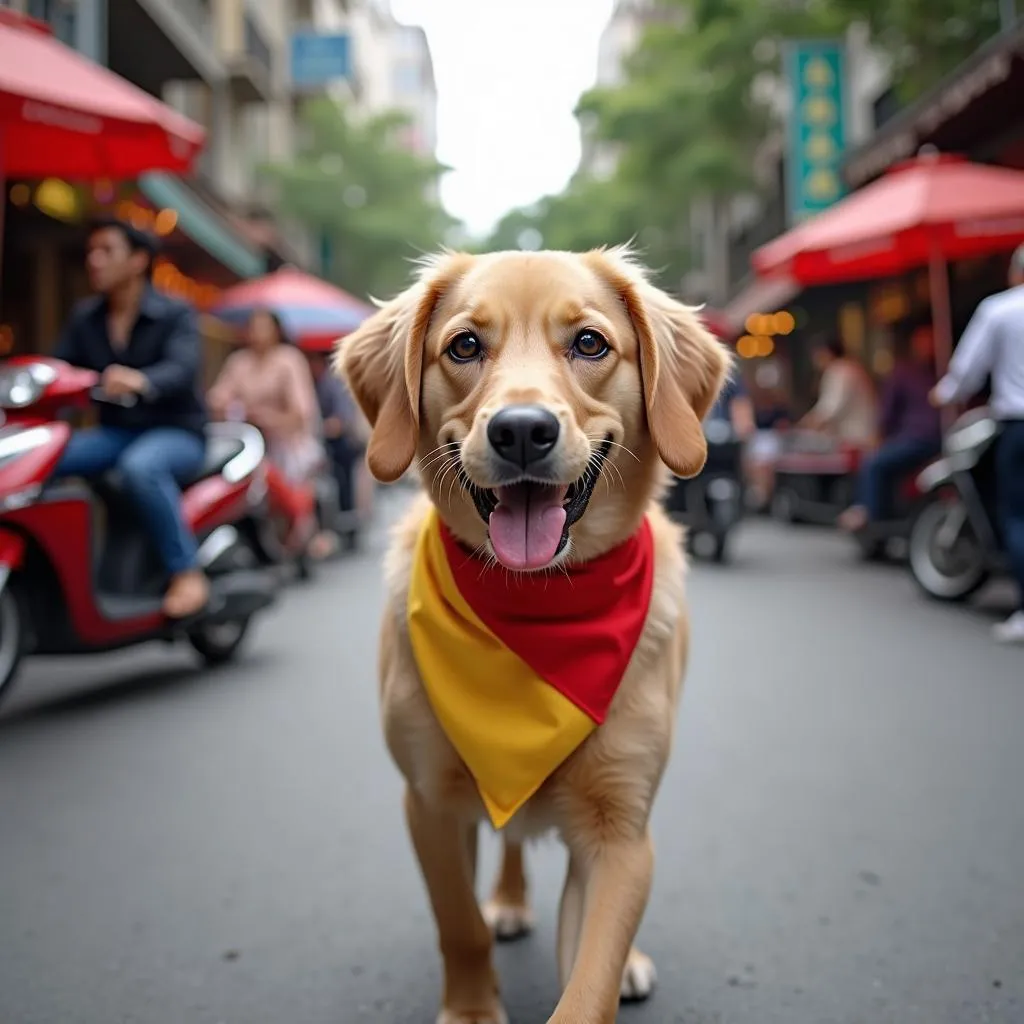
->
[407,510,595,829]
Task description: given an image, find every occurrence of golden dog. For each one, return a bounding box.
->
[337,247,728,1024]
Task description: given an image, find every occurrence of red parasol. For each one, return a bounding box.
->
[752,151,1024,373]
[212,267,374,350]
[0,8,204,178]
[0,8,205,295]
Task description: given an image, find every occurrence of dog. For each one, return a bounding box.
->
[337,246,729,1024]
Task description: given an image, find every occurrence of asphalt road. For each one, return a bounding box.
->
[1,491,1022,1024]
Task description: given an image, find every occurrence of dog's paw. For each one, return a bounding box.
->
[481,899,534,942]
[437,1005,508,1024]
[620,948,657,1003]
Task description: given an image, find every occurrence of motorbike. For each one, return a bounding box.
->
[666,419,744,563]
[770,435,863,526]
[0,356,278,703]
[907,408,1006,602]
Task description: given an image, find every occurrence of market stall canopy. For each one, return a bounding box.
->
[752,151,1024,284]
[0,8,204,178]
[212,267,375,350]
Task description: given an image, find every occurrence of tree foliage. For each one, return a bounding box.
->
[481,0,1005,284]
[264,97,457,300]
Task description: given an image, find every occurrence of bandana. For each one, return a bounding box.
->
[407,508,655,828]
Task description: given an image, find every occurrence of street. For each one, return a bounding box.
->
[1,491,1021,1024]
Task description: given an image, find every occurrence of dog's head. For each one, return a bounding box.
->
[337,247,729,571]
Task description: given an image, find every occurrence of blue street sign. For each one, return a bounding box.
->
[291,32,351,89]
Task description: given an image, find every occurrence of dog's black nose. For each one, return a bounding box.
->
[487,404,561,468]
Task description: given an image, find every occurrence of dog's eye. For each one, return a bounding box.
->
[446,332,482,363]
[571,329,610,360]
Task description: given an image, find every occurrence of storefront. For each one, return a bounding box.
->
[0,172,266,381]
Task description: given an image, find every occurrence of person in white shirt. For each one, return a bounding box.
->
[931,244,1024,644]
[799,337,878,447]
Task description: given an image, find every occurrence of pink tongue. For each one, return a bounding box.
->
[489,484,569,570]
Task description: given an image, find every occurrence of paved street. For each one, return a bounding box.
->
[1,491,1022,1024]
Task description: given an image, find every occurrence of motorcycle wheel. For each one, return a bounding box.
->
[188,539,257,665]
[908,497,989,602]
[0,584,25,705]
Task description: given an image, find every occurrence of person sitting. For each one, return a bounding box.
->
[51,217,209,619]
[207,309,324,556]
[797,337,878,448]
[839,324,942,531]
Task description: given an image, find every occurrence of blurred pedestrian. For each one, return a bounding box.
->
[207,309,323,555]
[307,348,365,518]
[798,337,877,447]
[930,245,1024,644]
[839,322,942,531]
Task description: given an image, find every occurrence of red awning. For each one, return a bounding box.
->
[0,8,204,178]
[753,152,1024,284]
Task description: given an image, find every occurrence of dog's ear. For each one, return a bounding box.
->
[335,253,472,483]
[586,247,731,479]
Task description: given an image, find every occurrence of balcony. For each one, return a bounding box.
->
[226,9,273,104]
[109,0,223,97]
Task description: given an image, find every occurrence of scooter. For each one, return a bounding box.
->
[907,408,1006,602]
[666,420,744,563]
[0,356,278,704]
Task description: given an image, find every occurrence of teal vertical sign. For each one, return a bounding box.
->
[785,40,847,224]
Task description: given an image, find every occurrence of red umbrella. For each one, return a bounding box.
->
[752,151,1024,373]
[212,267,374,350]
[0,9,205,292]
[0,8,204,178]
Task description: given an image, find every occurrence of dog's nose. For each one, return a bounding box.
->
[487,404,561,468]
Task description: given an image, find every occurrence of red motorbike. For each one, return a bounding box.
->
[0,356,278,704]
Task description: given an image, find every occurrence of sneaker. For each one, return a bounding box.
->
[992,610,1024,645]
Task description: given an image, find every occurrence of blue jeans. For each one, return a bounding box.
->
[51,427,205,576]
[996,421,1024,612]
[857,436,941,521]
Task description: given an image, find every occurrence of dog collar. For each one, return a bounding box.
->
[407,508,655,828]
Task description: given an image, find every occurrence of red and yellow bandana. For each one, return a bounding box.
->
[407,508,655,828]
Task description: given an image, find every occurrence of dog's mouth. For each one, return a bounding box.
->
[464,438,613,571]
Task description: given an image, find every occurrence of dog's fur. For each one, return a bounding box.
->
[337,247,729,1024]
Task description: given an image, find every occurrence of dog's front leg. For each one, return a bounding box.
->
[404,788,507,1024]
[546,831,654,1024]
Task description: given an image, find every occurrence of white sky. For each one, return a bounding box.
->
[389,0,615,238]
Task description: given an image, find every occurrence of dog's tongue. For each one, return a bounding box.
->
[489,483,568,570]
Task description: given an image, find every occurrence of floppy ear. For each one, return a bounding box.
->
[334,253,471,483]
[586,247,731,478]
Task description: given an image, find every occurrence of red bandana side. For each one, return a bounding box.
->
[439,520,656,724]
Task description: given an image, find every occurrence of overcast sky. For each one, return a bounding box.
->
[389,0,614,237]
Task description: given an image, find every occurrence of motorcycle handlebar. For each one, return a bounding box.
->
[90,386,139,409]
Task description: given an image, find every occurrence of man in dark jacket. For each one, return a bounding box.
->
[52,217,209,618]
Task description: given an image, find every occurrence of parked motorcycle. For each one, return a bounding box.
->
[666,420,744,563]
[907,408,1005,601]
[0,356,278,703]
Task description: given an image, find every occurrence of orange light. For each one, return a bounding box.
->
[773,310,795,335]
[9,183,30,207]
[754,336,775,358]
[154,208,179,236]
[736,335,757,359]
[745,314,767,335]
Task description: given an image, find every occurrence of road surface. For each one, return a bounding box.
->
[1,492,1022,1024]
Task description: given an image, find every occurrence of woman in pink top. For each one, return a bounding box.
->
[208,309,326,555]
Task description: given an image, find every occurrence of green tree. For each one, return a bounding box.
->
[263,97,458,299]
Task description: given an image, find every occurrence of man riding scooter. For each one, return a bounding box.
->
[51,217,209,619]
[930,244,1024,644]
